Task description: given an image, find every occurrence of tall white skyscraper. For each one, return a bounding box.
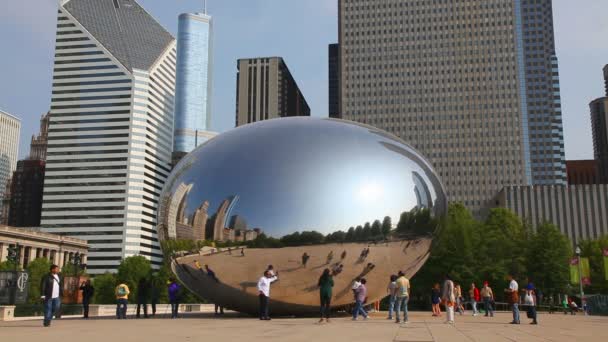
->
[173,7,215,161]
[0,109,21,224]
[41,0,177,274]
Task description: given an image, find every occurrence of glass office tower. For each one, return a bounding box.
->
[174,12,214,156]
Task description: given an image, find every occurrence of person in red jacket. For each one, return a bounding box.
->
[469,283,481,316]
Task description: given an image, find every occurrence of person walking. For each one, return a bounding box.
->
[168,278,181,319]
[150,278,160,317]
[257,270,279,320]
[115,282,130,319]
[79,279,94,319]
[431,283,442,317]
[136,278,149,318]
[386,275,398,320]
[40,264,62,327]
[318,268,334,323]
[442,274,456,324]
[505,274,520,324]
[326,251,334,265]
[524,283,538,325]
[352,278,369,320]
[481,281,494,317]
[302,253,310,267]
[469,283,480,316]
[205,264,219,282]
[454,283,465,315]
[394,271,410,324]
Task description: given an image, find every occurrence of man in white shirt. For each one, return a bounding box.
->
[40,264,62,327]
[257,270,278,320]
[506,274,520,324]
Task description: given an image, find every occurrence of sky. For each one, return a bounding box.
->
[0,0,606,161]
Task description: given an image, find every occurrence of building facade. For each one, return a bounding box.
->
[338,0,566,215]
[566,160,599,185]
[0,225,87,270]
[0,110,20,225]
[173,11,214,158]
[235,57,310,127]
[8,160,46,227]
[591,65,608,184]
[328,44,340,118]
[30,112,50,161]
[497,185,608,245]
[40,0,176,274]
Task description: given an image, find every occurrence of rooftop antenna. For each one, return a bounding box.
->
[203,0,207,14]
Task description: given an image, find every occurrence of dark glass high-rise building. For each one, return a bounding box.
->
[591,65,608,183]
[338,0,566,215]
[328,44,340,118]
[8,160,45,227]
[235,57,310,127]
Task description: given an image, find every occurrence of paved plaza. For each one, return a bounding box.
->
[1,311,607,342]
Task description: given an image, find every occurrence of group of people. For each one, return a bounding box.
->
[113,277,181,319]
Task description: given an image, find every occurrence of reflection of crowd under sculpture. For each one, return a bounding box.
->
[158,117,447,314]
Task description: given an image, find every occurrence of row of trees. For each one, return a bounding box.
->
[411,203,573,301]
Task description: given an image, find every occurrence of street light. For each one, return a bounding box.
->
[575,246,585,314]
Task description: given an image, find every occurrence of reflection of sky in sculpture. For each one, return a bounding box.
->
[164,118,446,238]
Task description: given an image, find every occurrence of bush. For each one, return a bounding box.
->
[92,272,117,304]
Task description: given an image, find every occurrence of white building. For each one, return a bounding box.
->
[41,0,177,274]
[0,110,21,224]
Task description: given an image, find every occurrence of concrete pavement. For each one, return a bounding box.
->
[0,311,606,342]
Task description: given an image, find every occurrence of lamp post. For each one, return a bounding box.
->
[575,246,584,313]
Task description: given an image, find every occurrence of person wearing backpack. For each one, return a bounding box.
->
[394,271,410,324]
[115,282,130,319]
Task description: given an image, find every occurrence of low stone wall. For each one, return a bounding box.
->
[0,304,218,321]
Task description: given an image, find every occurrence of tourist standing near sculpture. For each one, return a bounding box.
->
[257,270,279,320]
[79,279,94,319]
[442,274,455,324]
[136,278,149,318]
[524,283,538,325]
[168,278,181,319]
[481,281,494,317]
[386,275,398,320]
[431,283,442,317]
[115,282,130,319]
[469,283,480,316]
[352,278,369,320]
[506,274,520,324]
[318,268,334,323]
[394,271,410,324]
[41,264,62,327]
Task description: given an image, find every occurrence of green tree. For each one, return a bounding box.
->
[345,227,355,242]
[25,258,52,303]
[362,222,372,240]
[526,222,571,295]
[117,256,152,302]
[371,220,382,237]
[354,226,363,241]
[92,272,117,304]
[381,216,392,237]
[0,261,21,271]
[578,235,608,294]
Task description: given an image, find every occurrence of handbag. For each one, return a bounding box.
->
[526,307,534,319]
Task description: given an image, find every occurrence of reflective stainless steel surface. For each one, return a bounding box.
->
[158,117,447,315]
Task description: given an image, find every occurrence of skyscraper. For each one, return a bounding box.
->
[41,0,177,274]
[328,44,340,118]
[591,97,608,183]
[235,57,310,127]
[173,8,215,161]
[0,110,20,225]
[8,160,46,227]
[29,112,50,161]
[338,0,566,215]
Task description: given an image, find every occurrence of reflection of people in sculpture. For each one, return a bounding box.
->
[331,264,344,276]
[204,265,219,283]
[326,251,334,265]
[318,268,334,323]
[341,250,347,260]
[257,270,279,320]
[228,248,232,255]
[241,248,245,257]
[194,260,202,270]
[301,253,310,267]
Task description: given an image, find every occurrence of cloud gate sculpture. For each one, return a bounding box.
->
[158,117,447,315]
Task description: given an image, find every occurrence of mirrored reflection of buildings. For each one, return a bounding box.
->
[163,188,261,242]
